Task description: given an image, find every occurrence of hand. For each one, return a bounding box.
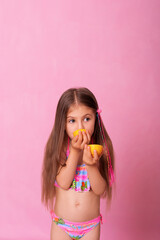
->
[71,130,91,151]
[83,144,101,166]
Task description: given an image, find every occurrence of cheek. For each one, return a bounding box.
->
[66,124,74,138]
[88,120,96,135]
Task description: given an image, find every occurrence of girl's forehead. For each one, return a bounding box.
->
[67,104,94,116]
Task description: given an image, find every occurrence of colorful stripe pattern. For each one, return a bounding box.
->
[55,164,91,192]
[51,211,102,240]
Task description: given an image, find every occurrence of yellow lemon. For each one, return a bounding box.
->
[73,129,86,137]
[88,144,103,157]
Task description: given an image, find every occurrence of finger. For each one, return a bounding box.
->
[83,145,93,164]
[84,144,89,153]
[77,131,83,143]
[82,131,88,145]
[72,135,78,144]
[84,144,88,151]
[92,150,99,166]
[84,145,90,157]
[93,150,99,161]
[87,145,93,158]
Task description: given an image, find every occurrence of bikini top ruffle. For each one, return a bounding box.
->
[54,164,91,192]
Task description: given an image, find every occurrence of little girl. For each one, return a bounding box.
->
[41,87,115,240]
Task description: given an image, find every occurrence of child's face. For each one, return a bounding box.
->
[66,104,96,140]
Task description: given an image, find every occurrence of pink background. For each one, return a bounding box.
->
[0,0,160,239]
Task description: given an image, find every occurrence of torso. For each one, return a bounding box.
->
[54,187,100,221]
[53,148,100,222]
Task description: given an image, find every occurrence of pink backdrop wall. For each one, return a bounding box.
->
[0,0,160,239]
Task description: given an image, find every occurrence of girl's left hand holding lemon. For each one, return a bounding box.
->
[83,144,100,166]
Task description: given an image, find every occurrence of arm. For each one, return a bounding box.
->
[85,164,106,195]
[56,131,91,190]
[56,147,81,190]
[83,145,106,195]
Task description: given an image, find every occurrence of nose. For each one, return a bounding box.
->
[78,121,84,130]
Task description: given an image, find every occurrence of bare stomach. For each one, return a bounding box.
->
[53,187,100,222]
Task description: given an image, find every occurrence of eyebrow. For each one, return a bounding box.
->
[67,113,93,119]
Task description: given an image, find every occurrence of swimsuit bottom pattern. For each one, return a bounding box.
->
[51,210,102,240]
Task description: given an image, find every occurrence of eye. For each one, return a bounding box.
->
[69,119,75,123]
[84,117,90,122]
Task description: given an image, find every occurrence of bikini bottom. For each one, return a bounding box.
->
[50,210,102,240]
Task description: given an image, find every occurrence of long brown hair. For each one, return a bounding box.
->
[41,87,115,209]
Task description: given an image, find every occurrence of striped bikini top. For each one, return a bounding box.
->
[55,163,91,192]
